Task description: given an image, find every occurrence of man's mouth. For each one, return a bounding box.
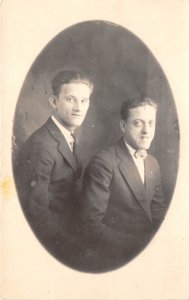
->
[141,136,150,139]
[72,114,82,117]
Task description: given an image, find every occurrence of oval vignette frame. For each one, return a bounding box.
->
[12,20,179,273]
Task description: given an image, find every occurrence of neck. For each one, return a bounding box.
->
[53,113,75,133]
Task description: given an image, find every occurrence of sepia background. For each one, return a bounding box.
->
[1,0,189,299]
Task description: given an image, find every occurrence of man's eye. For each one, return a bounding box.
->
[149,120,155,127]
[66,97,73,102]
[133,120,142,127]
[81,98,89,103]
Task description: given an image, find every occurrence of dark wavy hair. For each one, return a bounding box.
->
[51,70,94,96]
[120,96,158,121]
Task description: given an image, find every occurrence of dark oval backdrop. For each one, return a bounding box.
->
[13,19,179,262]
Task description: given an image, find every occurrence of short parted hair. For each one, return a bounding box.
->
[51,70,94,96]
[120,96,158,121]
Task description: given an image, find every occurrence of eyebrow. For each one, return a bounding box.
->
[66,95,89,99]
[132,119,155,122]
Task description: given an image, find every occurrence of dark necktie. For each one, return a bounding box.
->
[134,149,147,160]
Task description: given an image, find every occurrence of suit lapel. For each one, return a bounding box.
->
[116,138,152,222]
[144,157,155,205]
[45,118,78,173]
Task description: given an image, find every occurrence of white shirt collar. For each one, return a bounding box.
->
[123,139,145,183]
[124,140,136,158]
[51,115,74,150]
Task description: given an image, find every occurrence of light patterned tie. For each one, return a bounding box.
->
[70,133,75,153]
[134,149,147,159]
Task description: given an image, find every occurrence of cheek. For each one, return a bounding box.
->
[83,103,90,111]
[130,128,140,138]
[125,130,139,143]
[81,105,89,116]
[150,127,155,136]
[59,104,71,114]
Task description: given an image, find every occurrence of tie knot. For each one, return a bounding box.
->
[134,149,147,160]
[70,132,75,140]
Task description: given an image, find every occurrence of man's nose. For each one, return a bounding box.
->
[73,100,81,111]
[142,123,149,133]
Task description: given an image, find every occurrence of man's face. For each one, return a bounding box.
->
[53,82,91,131]
[120,105,156,150]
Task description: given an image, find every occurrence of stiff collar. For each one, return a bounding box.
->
[124,140,136,158]
[51,115,74,150]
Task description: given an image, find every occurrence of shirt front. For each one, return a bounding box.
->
[51,115,74,152]
[124,140,145,184]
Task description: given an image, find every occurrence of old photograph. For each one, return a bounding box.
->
[12,21,179,272]
[1,1,188,299]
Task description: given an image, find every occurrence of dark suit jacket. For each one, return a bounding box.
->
[13,118,81,263]
[81,138,166,271]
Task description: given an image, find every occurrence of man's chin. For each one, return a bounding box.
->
[143,145,151,150]
[70,121,84,128]
[73,120,83,126]
[138,143,151,150]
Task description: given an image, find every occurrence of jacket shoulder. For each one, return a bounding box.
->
[86,144,117,174]
[23,122,56,148]
[15,121,56,163]
[28,122,53,144]
[92,144,116,160]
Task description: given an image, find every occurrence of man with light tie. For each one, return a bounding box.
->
[81,96,166,272]
[14,70,94,266]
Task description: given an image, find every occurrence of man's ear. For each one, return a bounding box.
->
[120,119,126,133]
[49,95,57,109]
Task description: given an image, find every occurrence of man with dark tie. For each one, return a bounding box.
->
[81,96,166,272]
[13,70,94,265]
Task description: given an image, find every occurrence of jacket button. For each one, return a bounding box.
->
[30,180,36,188]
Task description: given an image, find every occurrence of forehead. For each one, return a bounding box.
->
[128,105,156,120]
[59,81,92,96]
